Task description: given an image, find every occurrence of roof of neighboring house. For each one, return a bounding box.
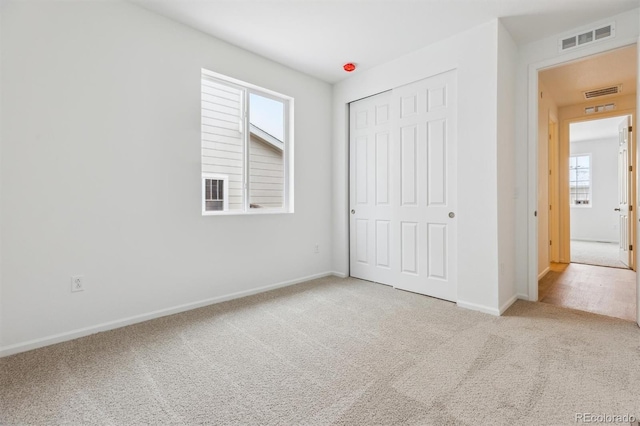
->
[249,124,284,151]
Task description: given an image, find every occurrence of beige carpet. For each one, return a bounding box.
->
[1,276,639,425]
[571,240,628,269]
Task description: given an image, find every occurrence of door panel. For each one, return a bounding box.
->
[355,136,368,204]
[349,70,457,302]
[401,126,418,205]
[427,223,447,279]
[355,219,369,264]
[375,133,390,204]
[349,91,394,284]
[401,222,419,274]
[390,71,457,301]
[427,119,447,206]
[376,220,391,267]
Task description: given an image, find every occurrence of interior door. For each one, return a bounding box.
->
[549,118,559,263]
[349,91,394,285]
[618,116,631,267]
[390,71,457,301]
[631,38,640,326]
[349,71,458,302]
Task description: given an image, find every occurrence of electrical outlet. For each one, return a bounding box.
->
[314,244,320,254]
[71,275,84,292]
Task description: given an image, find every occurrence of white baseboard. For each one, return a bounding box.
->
[517,293,530,301]
[499,294,519,315]
[458,294,520,316]
[330,271,348,278]
[537,267,550,280]
[456,300,500,316]
[571,238,618,244]
[0,271,340,358]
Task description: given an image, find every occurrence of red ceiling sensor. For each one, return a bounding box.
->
[343,63,356,72]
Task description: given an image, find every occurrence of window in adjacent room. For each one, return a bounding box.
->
[569,154,591,206]
[203,174,228,212]
[201,69,293,214]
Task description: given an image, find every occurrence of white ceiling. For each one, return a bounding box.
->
[539,44,637,107]
[570,115,628,142]
[130,0,640,83]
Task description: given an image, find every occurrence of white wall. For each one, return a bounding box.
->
[515,8,640,299]
[0,1,333,354]
[570,136,620,243]
[497,21,518,312]
[333,20,503,314]
[537,81,558,276]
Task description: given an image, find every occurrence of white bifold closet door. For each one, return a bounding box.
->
[349,70,457,302]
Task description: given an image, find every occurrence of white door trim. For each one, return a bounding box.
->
[557,110,636,267]
[526,36,639,303]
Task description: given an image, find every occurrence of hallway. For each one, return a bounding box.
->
[539,263,636,321]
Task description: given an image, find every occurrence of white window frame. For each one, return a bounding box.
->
[569,153,592,208]
[201,68,294,216]
[202,173,229,214]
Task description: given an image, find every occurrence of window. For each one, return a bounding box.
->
[203,174,228,213]
[201,69,293,215]
[570,154,591,207]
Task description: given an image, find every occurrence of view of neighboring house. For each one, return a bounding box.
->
[201,77,285,211]
[248,124,285,208]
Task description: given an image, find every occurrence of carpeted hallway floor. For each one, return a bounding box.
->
[1,276,639,425]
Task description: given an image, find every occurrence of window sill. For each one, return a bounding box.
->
[202,209,294,216]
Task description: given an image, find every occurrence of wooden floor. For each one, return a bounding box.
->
[539,263,636,321]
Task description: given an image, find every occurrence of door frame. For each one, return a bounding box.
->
[527,37,639,303]
[557,111,636,268]
[549,117,560,263]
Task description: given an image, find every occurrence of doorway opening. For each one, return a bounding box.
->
[569,115,632,269]
[536,44,637,322]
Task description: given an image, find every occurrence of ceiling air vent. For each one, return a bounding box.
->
[583,84,622,100]
[559,22,615,52]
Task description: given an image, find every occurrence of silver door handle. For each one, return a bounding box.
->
[448,212,455,218]
[614,208,621,211]
[351,209,355,214]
